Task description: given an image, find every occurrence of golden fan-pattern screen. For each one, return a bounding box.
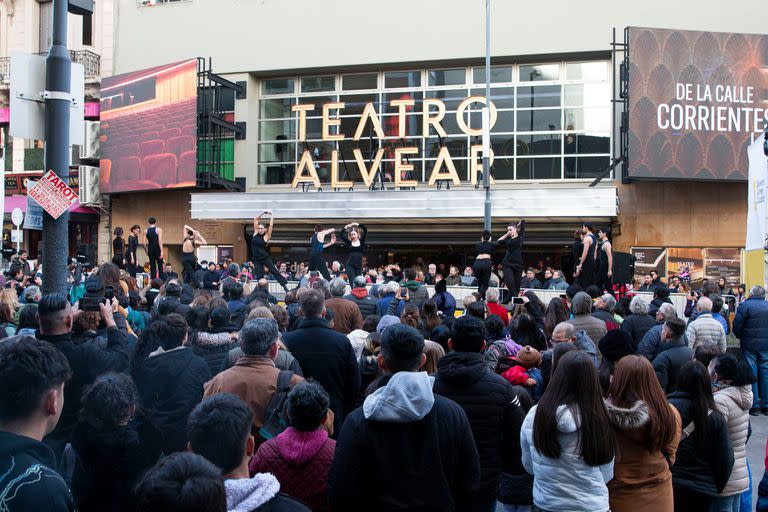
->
[628,27,768,180]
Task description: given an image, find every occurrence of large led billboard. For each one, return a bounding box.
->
[628,27,768,180]
[99,59,197,193]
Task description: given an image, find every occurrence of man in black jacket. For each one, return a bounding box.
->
[329,324,480,512]
[0,336,77,511]
[343,276,379,319]
[36,292,132,462]
[433,315,526,512]
[283,289,360,434]
[652,317,694,393]
[203,261,220,290]
[132,314,211,454]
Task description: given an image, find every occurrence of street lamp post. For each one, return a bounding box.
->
[42,0,72,294]
[482,0,492,231]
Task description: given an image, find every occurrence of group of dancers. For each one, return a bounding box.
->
[113,212,614,298]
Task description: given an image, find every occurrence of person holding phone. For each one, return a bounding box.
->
[251,211,289,292]
[497,220,526,301]
[182,224,207,287]
[309,224,336,281]
[341,222,368,280]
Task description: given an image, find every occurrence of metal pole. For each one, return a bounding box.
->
[482,0,492,231]
[42,0,71,294]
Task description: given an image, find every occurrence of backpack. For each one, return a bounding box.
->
[259,370,295,441]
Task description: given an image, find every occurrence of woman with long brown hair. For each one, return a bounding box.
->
[605,355,682,511]
[422,299,442,334]
[521,350,614,511]
[400,303,425,336]
[543,297,569,339]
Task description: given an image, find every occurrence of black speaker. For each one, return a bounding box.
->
[612,251,635,285]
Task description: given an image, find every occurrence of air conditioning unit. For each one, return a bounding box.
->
[78,165,102,206]
[79,121,100,160]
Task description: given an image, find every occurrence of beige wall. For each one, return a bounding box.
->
[614,181,747,252]
[112,0,768,75]
[109,190,247,267]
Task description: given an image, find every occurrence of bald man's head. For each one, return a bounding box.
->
[551,322,576,343]
[696,296,713,313]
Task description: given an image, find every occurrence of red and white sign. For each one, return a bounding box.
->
[27,170,78,220]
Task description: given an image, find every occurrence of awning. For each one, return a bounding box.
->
[191,186,618,221]
[4,195,99,215]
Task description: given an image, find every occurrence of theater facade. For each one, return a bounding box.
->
[105,0,764,287]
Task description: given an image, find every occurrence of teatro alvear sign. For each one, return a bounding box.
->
[290,96,499,188]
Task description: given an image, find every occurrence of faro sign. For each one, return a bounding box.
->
[290,96,499,188]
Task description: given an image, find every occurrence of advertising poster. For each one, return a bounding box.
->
[628,27,768,180]
[631,247,667,284]
[667,248,705,284]
[99,59,198,193]
[704,248,742,287]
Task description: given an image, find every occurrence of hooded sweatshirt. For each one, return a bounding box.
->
[0,431,76,511]
[249,427,336,512]
[225,473,309,512]
[329,371,480,511]
[402,280,428,309]
[521,405,613,511]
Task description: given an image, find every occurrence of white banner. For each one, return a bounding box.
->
[746,133,768,251]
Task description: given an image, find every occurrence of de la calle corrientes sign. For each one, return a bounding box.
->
[290,96,500,188]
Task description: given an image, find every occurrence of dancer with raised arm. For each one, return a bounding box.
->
[181,224,207,286]
[341,222,368,280]
[251,211,289,292]
[309,224,335,281]
[473,229,495,300]
[498,220,525,301]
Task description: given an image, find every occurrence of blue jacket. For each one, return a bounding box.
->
[734,296,768,352]
[378,292,397,317]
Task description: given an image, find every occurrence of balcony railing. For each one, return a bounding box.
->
[0,50,100,84]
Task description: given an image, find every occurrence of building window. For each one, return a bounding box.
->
[256,61,612,185]
[82,13,93,46]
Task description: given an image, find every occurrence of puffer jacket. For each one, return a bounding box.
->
[249,427,336,512]
[433,351,526,501]
[713,384,753,496]
[191,331,239,375]
[686,313,727,354]
[734,296,768,351]
[520,404,614,511]
[667,391,734,497]
[343,288,379,319]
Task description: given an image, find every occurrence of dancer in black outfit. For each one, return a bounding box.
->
[309,224,335,281]
[497,220,525,302]
[182,224,207,287]
[126,225,140,277]
[112,227,125,268]
[473,229,495,300]
[576,223,598,289]
[145,217,164,280]
[341,222,367,280]
[251,211,289,292]
[596,227,613,293]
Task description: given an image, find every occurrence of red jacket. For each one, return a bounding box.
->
[501,364,529,385]
[486,302,510,326]
[249,427,336,512]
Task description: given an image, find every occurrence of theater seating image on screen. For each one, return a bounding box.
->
[99,59,197,193]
